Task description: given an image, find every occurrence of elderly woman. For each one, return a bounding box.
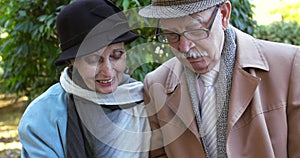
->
[18,0,150,157]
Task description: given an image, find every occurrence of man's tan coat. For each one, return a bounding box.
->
[144,28,300,158]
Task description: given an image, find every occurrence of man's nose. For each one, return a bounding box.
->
[178,36,195,53]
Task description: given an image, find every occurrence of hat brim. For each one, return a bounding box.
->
[54,44,80,66]
[139,1,225,19]
[54,30,138,66]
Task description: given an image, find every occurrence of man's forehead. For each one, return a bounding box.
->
[159,15,206,30]
[159,8,212,27]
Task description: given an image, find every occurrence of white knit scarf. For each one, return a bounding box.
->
[60,67,144,106]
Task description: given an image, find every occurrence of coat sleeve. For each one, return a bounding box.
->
[287,47,300,158]
[18,89,67,158]
[144,75,168,158]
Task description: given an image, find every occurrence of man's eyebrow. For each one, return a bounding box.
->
[159,14,205,32]
[158,22,176,31]
[113,48,125,51]
[190,14,205,23]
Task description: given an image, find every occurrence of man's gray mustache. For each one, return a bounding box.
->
[180,51,209,59]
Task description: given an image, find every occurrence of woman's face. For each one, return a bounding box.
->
[74,42,126,94]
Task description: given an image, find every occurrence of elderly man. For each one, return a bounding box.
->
[139,0,300,158]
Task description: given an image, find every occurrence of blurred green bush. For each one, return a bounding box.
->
[254,21,300,45]
[0,0,256,102]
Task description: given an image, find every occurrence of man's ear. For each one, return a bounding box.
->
[220,1,231,29]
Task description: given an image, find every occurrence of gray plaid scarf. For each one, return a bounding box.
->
[60,68,151,157]
[184,26,236,158]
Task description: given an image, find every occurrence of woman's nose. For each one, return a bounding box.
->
[98,59,113,77]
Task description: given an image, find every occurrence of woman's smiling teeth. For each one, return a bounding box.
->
[98,78,113,84]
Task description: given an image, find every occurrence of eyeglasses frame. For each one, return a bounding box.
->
[155,5,221,44]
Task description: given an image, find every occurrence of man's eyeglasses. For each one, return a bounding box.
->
[155,5,220,44]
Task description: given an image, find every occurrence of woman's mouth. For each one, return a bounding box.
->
[98,78,113,84]
[96,78,114,86]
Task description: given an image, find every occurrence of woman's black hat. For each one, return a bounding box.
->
[55,0,139,66]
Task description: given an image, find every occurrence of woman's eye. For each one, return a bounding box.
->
[83,55,100,64]
[110,50,124,60]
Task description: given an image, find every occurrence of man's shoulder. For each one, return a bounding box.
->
[145,57,182,81]
[235,27,299,56]
[144,57,183,92]
[257,39,300,54]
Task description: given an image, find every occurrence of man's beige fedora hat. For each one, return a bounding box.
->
[139,0,226,19]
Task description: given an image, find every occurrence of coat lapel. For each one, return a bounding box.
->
[162,58,200,140]
[227,28,270,134]
[165,75,200,140]
[227,66,260,133]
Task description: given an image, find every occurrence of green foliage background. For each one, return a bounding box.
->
[0,0,255,101]
[254,21,300,46]
[270,1,300,24]
[253,1,300,46]
[0,0,70,101]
